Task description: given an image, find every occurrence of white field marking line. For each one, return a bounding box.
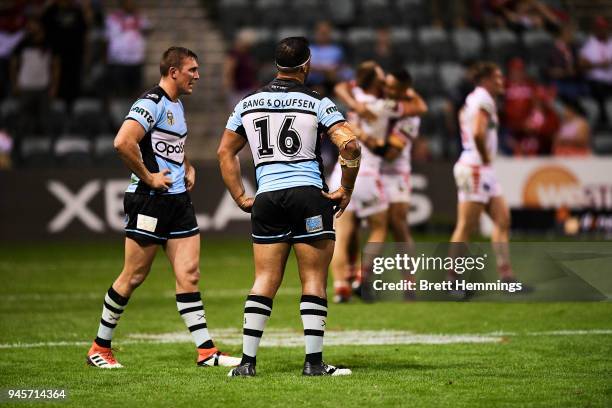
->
[1,329,611,350]
[128,329,502,347]
[483,329,612,336]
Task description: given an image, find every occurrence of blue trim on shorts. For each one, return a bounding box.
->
[292,230,335,239]
[125,229,167,241]
[169,226,200,235]
[251,231,292,239]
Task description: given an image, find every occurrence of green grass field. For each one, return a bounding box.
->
[0,239,611,407]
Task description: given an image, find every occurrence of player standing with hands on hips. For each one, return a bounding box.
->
[218,37,361,377]
[86,47,240,369]
[451,62,527,296]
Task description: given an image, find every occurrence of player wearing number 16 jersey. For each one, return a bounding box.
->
[218,37,361,377]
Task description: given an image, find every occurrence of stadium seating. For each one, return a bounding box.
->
[109,99,132,131]
[47,100,68,136]
[254,0,286,27]
[406,63,443,98]
[593,133,612,154]
[439,62,465,95]
[19,136,55,167]
[249,28,275,63]
[93,134,122,166]
[395,0,430,27]
[217,0,253,35]
[452,27,484,61]
[486,28,522,65]
[289,0,322,26]
[580,97,599,124]
[347,27,377,63]
[54,134,93,166]
[388,27,419,63]
[358,0,396,27]
[417,25,455,62]
[71,98,106,138]
[419,96,447,138]
[276,27,309,42]
[523,29,554,67]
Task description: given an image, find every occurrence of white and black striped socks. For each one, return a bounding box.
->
[95,286,129,348]
[176,292,216,350]
[300,295,328,364]
[241,294,273,365]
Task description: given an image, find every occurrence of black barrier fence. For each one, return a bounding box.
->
[0,162,457,242]
[360,242,612,302]
[3,159,611,242]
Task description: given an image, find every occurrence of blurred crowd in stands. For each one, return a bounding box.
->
[0,0,150,168]
[219,0,612,163]
[0,0,611,169]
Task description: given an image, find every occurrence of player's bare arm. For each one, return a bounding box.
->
[113,119,172,190]
[382,132,407,161]
[184,155,195,192]
[397,89,428,117]
[217,129,253,212]
[350,122,382,153]
[474,108,491,165]
[323,121,361,217]
[334,81,377,121]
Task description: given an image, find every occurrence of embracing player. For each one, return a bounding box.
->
[450,62,523,289]
[218,37,360,376]
[329,61,392,302]
[331,64,427,302]
[380,69,426,246]
[86,47,240,369]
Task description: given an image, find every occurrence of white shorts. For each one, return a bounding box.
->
[381,173,411,204]
[329,164,388,218]
[453,162,502,203]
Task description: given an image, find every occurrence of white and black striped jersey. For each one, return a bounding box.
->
[226,78,345,194]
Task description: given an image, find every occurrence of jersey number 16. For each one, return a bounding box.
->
[254,116,302,158]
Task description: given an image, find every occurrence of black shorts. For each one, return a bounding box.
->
[251,186,335,244]
[124,192,199,245]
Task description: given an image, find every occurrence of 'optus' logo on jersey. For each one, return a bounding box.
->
[130,106,154,125]
[151,129,186,164]
[155,140,184,155]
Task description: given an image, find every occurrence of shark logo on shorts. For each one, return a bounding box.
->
[305,215,323,233]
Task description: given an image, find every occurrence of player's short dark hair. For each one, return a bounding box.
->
[160,46,198,76]
[472,61,499,83]
[389,68,412,87]
[275,37,311,72]
[355,61,380,89]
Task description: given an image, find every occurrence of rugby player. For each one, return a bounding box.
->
[218,37,360,377]
[450,62,522,291]
[329,61,390,302]
[86,47,240,369]
[330,64,427,302]
[380,69,427,247]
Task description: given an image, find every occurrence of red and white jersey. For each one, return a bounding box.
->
[458,86,498,166]
[349,87,401,175]
[380,115,420,175]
